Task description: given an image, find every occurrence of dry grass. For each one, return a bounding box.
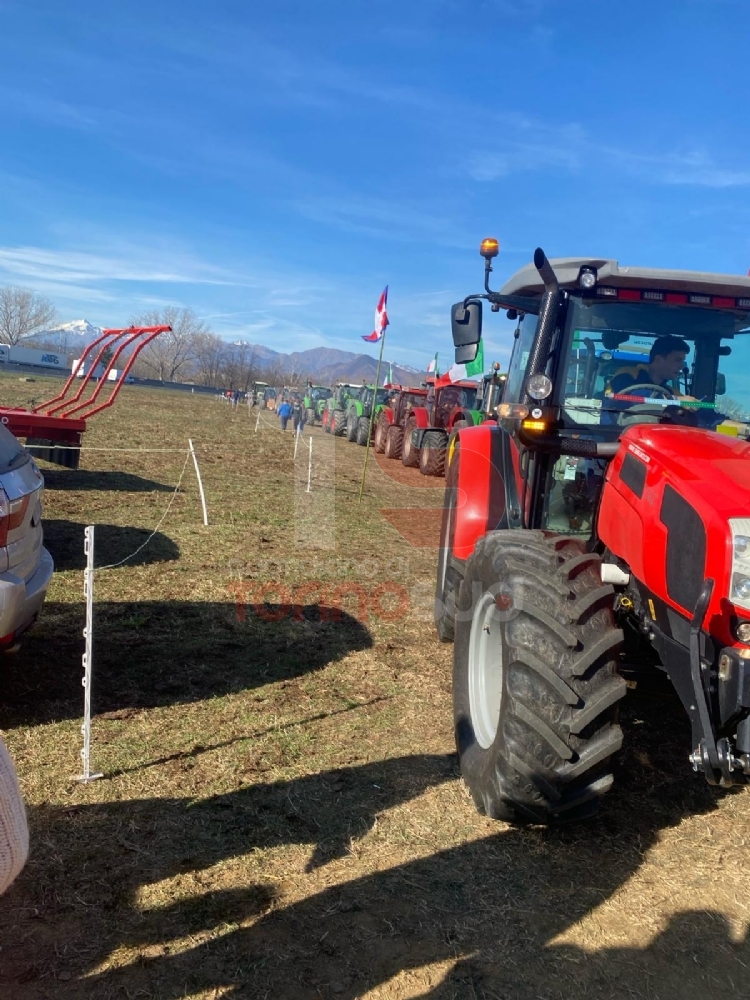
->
[0,373,748,999]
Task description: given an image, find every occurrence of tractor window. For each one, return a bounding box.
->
[560,297,750,432]
[505,313,538,403]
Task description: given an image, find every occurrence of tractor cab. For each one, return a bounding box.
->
[452,243,750,537]
[477,363,507,418]
[439,238,750,824]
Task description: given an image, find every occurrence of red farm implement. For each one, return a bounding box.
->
[0,325,170,468]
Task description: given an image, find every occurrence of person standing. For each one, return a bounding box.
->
[277,399,292,431]
[292,399,305,435]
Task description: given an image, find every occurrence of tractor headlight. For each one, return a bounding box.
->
[729,518,750,610]
[526,374,553,401]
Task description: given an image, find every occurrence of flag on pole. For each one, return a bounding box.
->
[435,340,484,386]
[427,352,438,374]
[362,286,389,342]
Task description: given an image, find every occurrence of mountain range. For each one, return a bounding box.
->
[31,321,428,385]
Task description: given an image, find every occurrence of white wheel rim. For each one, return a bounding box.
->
[468,591,504,749]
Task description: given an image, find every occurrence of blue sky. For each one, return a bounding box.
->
[1,0,749,369]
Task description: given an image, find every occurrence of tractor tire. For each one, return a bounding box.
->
[401,418,419,467]
[384,424,404,460]
[346,413,358,442]
[306,408,316,426]
[419,429,448,477]
[374,416,388,453]
[356,417,370,446]
[453,530,626,824]
[333,410,347,436]
[435,442,463,643]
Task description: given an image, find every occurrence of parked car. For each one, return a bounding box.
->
[0,424,53,650]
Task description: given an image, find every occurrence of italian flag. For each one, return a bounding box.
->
[427,352,438,374]
[436,340,484,385]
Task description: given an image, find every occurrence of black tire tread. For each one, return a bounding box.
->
[454,529,625,824]
[420,429,447,477]
[384,425,404,460]
[401,419,419,467]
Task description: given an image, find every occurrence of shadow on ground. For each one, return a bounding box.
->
[44,520,180,571]
[41,469,177,492]
[0,695,747,998]
[0,601,373,726]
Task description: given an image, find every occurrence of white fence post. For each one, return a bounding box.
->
[188,439,209,527]
[76,526,102,783]
[306,437,313,493]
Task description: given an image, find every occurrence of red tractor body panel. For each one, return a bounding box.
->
[598,424,750,646]
[452,425,508,560]
[409,406,431,429]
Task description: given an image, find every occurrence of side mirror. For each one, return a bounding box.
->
[451,301,482,364]
[716,372,726,396]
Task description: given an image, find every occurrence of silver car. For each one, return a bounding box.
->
[0,423,53,648]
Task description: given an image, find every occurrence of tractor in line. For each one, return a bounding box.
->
[437,237,750,825]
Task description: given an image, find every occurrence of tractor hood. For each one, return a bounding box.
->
[619,424,750,517]
[598,423,750,644]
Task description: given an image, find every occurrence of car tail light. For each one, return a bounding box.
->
[0,489,30,547]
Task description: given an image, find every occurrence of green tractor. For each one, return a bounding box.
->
[303,385,332,426]
[322,383,366,435]
[345,384,393,445]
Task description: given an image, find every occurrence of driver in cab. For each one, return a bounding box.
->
[608,335,689,399]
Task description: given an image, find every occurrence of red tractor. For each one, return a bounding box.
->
[373,385,428,458]
[401,380,479,477]
[437,238,750,824]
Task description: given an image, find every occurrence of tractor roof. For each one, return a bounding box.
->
[500,257,750,300]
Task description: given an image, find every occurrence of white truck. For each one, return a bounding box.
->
[72,360,134,383]
[0,345,70,369]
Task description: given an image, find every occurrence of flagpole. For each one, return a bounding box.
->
[358,329,387,505]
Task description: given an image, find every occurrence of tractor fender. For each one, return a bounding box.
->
[409,406,431,429]
[452,424,515,561]
[351,401,364,417]
[451,408,482,427]
[381,406,396,426]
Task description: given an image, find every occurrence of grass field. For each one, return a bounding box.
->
[0,373,749,999]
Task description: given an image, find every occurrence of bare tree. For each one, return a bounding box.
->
[720,396,749,421]
[0,287,57,345]
[129,306,207,382]
[192,332,228,387]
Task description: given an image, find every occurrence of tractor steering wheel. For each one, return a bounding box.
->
[619,383,674,400]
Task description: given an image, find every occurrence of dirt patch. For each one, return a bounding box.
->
[0,382,747,999]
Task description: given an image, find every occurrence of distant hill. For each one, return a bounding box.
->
[244,344,424,385]
[30,320,429,385]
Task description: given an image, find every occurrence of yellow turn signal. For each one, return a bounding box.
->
[521,419,547,431]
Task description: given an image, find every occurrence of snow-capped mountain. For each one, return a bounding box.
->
[29,319,103,349]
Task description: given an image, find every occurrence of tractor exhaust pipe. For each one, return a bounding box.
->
[534,247,559,295]
[523,248,560,403]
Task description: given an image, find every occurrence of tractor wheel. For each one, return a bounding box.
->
[333,410,347,436]
[419,429,448,477]
[384,424,404,460]
[454,530,626,824]
[305,408,316,426]
[435,441,463,643]
[346,413,358,442]
[356,417,370,446]
[374,416,388,454]
[401,419,419,467]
